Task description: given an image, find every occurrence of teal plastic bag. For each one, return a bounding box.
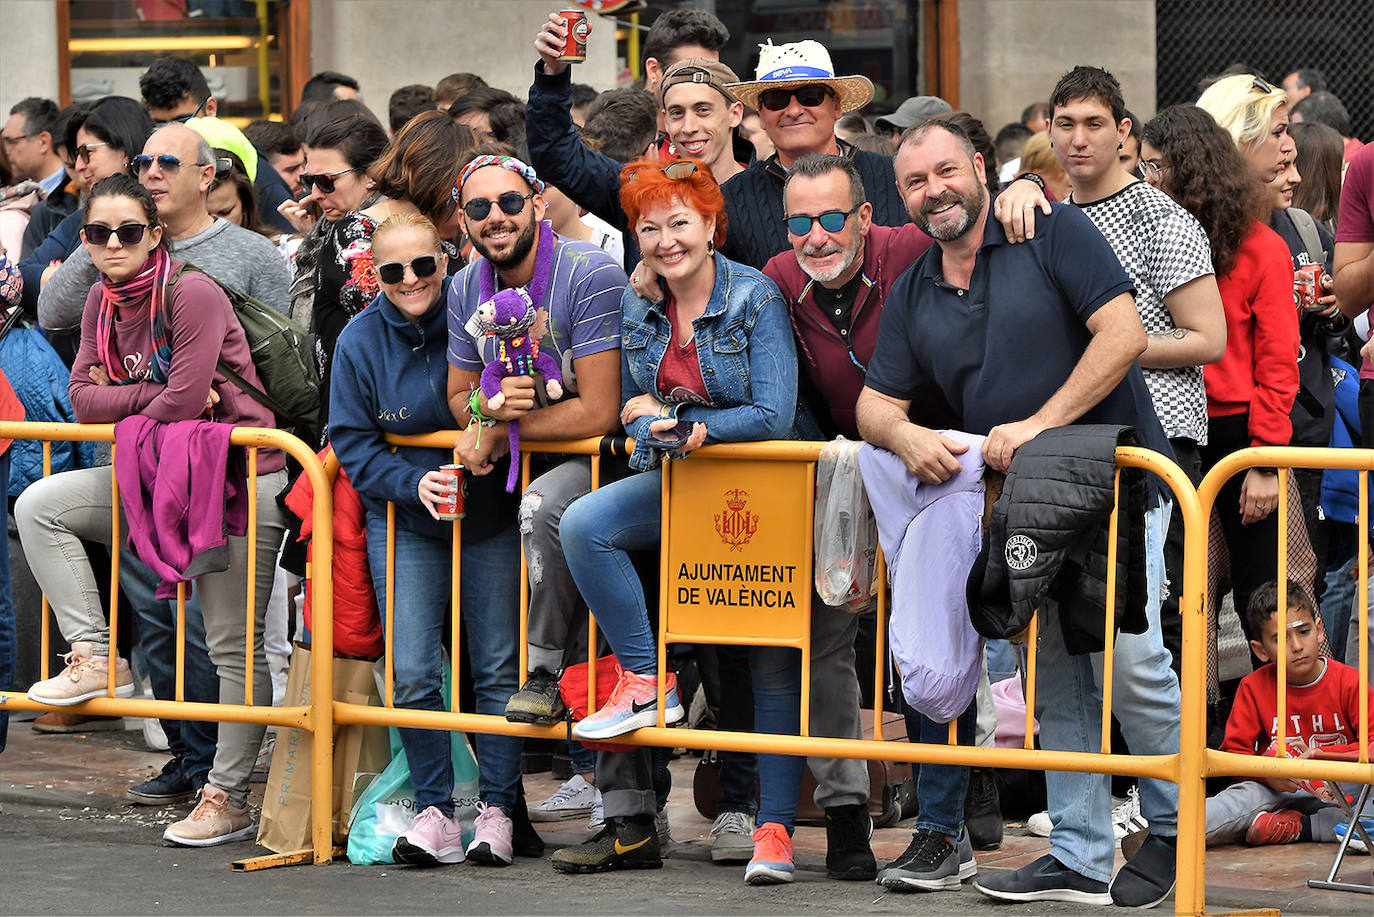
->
[345,666,480,865]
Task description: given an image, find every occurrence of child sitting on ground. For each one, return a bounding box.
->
[1204,579,1373,851]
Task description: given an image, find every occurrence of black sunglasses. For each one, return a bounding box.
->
[785,206,859,236]
[300,168,358,194]
[376,254,441,285]
[83,222,155,246]
[758,85,835,112]
[1251,76,1276,95]
[461,191,535,221]
[130,153,190,174]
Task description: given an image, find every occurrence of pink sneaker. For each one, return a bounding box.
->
[570,669,684,741]
[465,802,513,866]
[27,641,135,705]
[393,806,465,866]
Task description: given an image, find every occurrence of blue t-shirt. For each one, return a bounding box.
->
[446,231,625,389]
[866,205,1170,459]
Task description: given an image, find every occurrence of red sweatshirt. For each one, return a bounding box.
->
[1205,222,1300,447]
[1220,657,1374,759]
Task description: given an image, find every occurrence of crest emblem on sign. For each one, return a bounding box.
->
[714,488,759,551]
[1004,533,1038,571]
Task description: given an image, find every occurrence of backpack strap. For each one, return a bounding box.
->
[1287,207,1327,265]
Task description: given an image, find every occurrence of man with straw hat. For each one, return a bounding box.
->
[722,40,911,268]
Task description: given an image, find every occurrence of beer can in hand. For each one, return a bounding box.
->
[437,463,466,519]
[1297,263,1323,311]
[557,8,589,62]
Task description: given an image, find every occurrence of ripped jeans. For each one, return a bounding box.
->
[521,458,593,674]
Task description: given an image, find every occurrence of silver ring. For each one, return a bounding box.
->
[1023,203,1035,209]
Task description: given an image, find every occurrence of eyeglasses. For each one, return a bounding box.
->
[627,161,699,183]
[300,168,358,194]
[154,96,210,127]
[75,141,111,163]
[785,206,860,236]
[1137,159,1169,181]
[82,222,155,246]
[758,85,835,112]
[0,133,30,147]
[376,254,441,285]
[461,190,535,221]
[131,153,192,174]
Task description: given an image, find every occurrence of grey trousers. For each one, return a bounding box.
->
[16,465,287,808]
[807,600,871,810]
[1205,778,1371,845]
[520,458,591,674]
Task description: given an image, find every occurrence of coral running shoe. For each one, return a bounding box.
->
[745,822,795,885]
[570,669,684,741]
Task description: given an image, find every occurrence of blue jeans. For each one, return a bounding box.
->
[124,546,218,788]
[0,452,12,754]
[904,697,976,840]
[1036,500,1180,882]
[561,468,803,829]
[364,517,522,814]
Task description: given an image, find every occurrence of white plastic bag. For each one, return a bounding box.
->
[814,437,878,611]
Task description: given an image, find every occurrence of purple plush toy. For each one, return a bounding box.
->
[473,286,563,492]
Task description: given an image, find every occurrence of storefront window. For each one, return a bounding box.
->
[61,0,303,123]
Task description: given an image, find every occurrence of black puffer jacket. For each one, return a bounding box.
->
[966,425,1149,655]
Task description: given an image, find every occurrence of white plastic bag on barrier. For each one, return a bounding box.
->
[814,437,878,611]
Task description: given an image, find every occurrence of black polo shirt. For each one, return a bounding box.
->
[867,204,1171,460]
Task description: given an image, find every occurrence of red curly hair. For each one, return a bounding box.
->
[618,158,728,249]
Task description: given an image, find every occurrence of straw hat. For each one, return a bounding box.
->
[726,40,874,114]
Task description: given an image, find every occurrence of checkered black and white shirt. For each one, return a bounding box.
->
[1074,181,1215,444]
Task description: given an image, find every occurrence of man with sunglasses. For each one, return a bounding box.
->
[720,40,910,270]
[38,123,290,342]
[138,56,293,233]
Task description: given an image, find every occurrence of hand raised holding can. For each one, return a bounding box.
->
[534,8,592,76]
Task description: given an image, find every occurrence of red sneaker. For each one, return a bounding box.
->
[1246,809,1304,846]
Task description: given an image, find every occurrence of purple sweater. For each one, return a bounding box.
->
[71,261,284,473]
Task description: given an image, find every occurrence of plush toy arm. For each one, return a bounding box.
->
[480,362,509,409]
[533,350,564,400]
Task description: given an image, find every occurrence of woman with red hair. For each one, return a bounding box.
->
[557,159,804,883]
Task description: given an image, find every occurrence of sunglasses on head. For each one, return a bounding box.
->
[130,153,192,174]
[75,141,111,163]
[758,85,835,112]
[376,254,441,285]
[83,222,155,246]
[461,190,535,221]
[785,206,859,236]
[300,167,358,194]
[1251,76,1276,95]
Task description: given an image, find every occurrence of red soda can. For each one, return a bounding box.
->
[557,8,589,62]
[437,463,465,519]
[1296,263,1322,311]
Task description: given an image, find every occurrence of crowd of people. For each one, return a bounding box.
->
[0,5,1372,906]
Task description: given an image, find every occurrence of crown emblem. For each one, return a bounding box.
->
[714,489,758,551]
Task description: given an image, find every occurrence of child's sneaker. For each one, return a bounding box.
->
[162,785,255,847]
[393,806,465,866]
[745,822,795,885]
[1333,818,1374,854]
[570,669,684,741]
[1245,809,1304,846]
[465,802,514,866]
[27,642,135,705]
[530,773,597,821]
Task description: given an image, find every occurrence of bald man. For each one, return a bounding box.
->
[38,122,290,336]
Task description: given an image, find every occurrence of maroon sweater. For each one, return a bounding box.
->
[764,223,933,438]
[71,262,284,472]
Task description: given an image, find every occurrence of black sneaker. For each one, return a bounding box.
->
[974,853,1112,905]
[1110,833,1176,908]
[126,758,196,805]
[877,827,969,892]
[511,787,546,858]
[964,767,1003,850]
[551,819,663,874]
[824,803,876,880]
[505,670,566,725]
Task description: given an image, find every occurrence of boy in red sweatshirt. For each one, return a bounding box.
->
[1205,579,1373,850]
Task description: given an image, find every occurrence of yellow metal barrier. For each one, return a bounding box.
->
[0,421,337,867]
[1190,447,1374,906]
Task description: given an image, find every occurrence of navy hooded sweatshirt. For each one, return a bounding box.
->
[329,277,516,541]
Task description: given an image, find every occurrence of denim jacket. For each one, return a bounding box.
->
[621,252,798,471]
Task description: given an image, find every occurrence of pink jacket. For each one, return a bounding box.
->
[114,415,248,599]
